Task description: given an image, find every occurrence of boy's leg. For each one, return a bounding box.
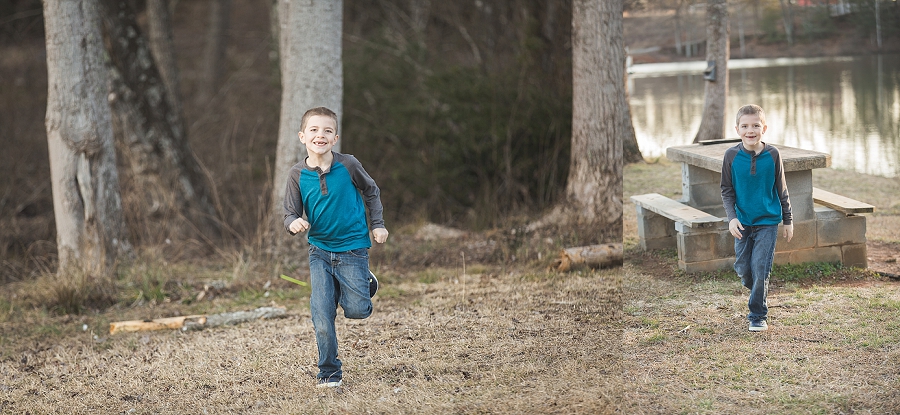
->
[734,227,754,291]
[308,245,343,382]
[747,225,778,322]
[333,248,374,320]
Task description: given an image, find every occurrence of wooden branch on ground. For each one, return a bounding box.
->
[109,306,286,334]
[109,315,207,334]
[551,243,623,272]
[876,271,900,280]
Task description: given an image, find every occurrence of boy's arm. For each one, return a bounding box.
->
[282,167,305,235]
[720,147,739,222]
[771,147,793,226]
[721,148,745,239]
[344,155,385,230]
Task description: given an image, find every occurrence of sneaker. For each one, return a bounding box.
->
[316,377,343,388]
[368,270,379,298]
[749,320,768,332]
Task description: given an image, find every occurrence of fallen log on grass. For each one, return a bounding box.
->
[551,243,623,272]
[876,271,900,280]
[109,315,207,334]
[109,306,286,334]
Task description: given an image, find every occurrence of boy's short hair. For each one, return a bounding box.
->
[735,104,766,126]
[300,107,339,133]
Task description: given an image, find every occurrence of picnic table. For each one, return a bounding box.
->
[631,141,873,273]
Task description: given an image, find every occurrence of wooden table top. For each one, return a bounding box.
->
[666,142,831,173]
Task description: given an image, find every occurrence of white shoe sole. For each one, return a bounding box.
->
[316,379,343,388]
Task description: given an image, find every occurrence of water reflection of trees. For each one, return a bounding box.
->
[630,54,900,177]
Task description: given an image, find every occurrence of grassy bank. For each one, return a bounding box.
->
[623,160,900,414]
[0,237,622,414]
[1,160,897,414]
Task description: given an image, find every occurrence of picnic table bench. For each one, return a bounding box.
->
[632,142,874,273]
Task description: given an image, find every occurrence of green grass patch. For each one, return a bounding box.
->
[624,304,641,316]
[416,269,448,284]
[121,260,172,304]
[643,332,668,344]
[781,311,817,326]
[0,297,12,323]
[773,262,841,283]
[867,298,900,311]
[639,316,660,329]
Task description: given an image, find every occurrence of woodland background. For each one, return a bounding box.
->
[1,0,898,282]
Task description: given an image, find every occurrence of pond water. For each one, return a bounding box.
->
[628,54,900,178]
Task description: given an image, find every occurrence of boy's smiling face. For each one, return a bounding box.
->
[299,115,339,156]
[735,113,767,152]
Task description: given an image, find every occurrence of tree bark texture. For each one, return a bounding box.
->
[43,0,130,278]
[101,0,220,239]
[693,0,729,143]
[272,0,344,226]
[197,0,232,104]
[109,306,286,334]
[558,0,624,235]
[146,0,184,125]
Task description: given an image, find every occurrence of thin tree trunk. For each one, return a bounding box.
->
[271,0,343,256]
[146,0,184,125]
[101,0,220,240]
[269,0,281,70]
[737,2,746,58]
[875,0,882,50]
[623,96,643,164]
[276,0,290,77]
[43,0,130,278]
[693,0,729,143]
[674,3,683,55]
[197,0,232,105]
[779,0,794,46]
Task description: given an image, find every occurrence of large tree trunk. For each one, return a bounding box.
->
[43,0,130,278]
[693,0,729,143]
[101,0,221,241]
[146,0,184,124]
[534,0,624,240]
[271,0,343,256]
[197,0,232,105]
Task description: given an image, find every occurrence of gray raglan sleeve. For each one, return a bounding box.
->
[344,155,385,230]
[770,147,793,225]
[282,166,304,235]
[720,147,739,222]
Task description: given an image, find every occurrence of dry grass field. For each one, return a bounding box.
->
[0,241,622,414]
[622,160,900,414]
[2,160,897,414]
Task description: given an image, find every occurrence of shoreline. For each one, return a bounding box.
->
[628,55,861,77]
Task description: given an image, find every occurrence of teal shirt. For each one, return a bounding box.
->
[721,143,792,226]
[283,152,385,252]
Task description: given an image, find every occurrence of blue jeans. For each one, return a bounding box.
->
[308,245,373,381]
[733,224,778,322]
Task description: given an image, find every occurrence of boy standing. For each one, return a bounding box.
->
[283,107,389,387]
[721,104,793,332]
